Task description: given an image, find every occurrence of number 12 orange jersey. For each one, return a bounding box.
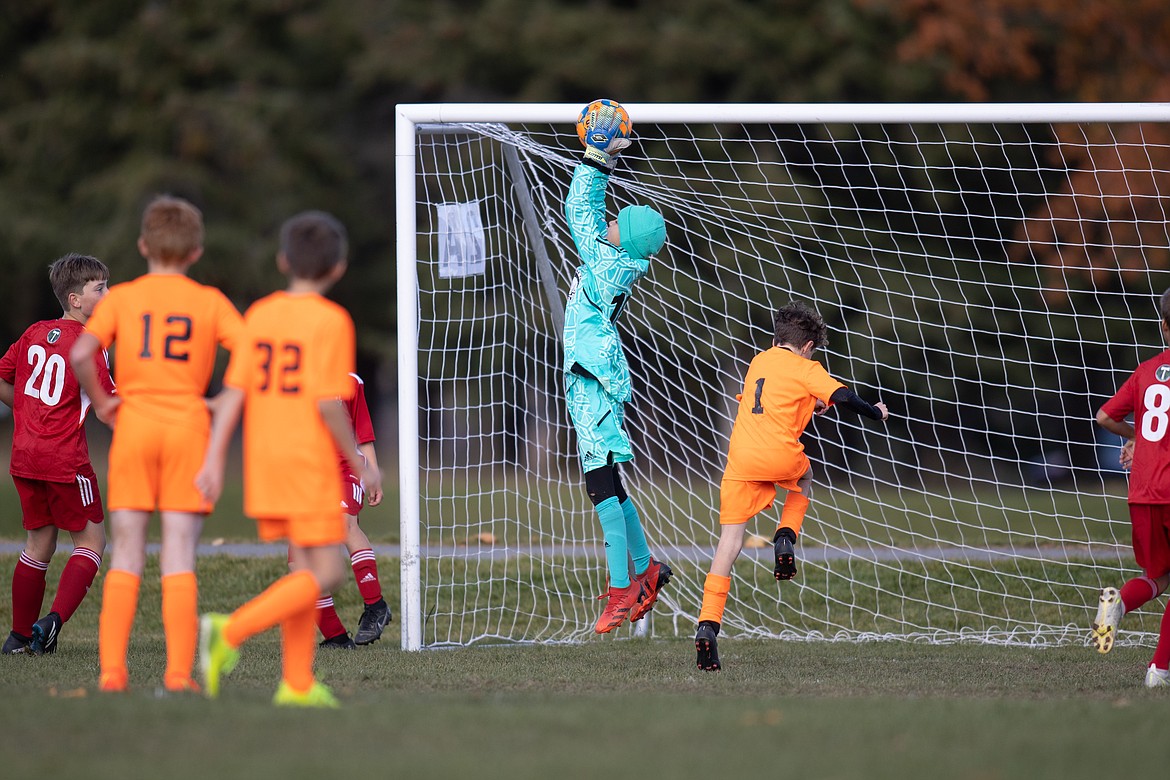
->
[225,291,356,519]
[85,275,243,420]
[723,346,844,483]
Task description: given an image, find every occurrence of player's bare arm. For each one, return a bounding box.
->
[320,399,383,503]
[195,386,244,504]
[0,378,13,408]
[1096,407,1135,440]
[70,331,119,424]
[358,442,383,506]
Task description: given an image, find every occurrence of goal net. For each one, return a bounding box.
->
[396,103,1170,651]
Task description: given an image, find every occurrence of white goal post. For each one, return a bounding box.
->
[396,103,1170,652]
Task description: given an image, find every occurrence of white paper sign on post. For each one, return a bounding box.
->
[436,201,487,278]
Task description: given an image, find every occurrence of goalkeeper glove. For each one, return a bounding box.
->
[582,106,632,169]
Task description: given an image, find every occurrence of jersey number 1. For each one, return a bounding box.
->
[751,378,765,415]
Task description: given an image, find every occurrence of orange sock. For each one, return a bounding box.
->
[778,491,810,537]
[698,573,731,625]
[224,569,320,648]
[281,604,318,694]
[162,572,198,686]
[99,570,141,686]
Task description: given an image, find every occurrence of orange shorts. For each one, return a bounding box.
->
[107,406,211,513]
[719,476,803,525]
[256,512,346,547]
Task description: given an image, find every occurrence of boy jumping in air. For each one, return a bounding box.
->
[566,100,673,634]
[695,302,888,671]
[1,254,115,656]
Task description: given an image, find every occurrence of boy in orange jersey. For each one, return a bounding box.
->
[1,254,114,656]
[71,196,243,692]
[313,372,391,650]
[694,302,889,671]
[196,210,381,708]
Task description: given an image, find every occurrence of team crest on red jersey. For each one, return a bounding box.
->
[1157,365,1170,383]
[46,328,61,344]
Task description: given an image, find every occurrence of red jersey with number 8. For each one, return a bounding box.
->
[0,319,115,482]
[1101,348,1170,503]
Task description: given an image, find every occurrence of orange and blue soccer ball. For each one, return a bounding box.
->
[577,99,632,147]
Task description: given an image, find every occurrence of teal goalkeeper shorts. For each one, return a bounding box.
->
[565,372,634,472]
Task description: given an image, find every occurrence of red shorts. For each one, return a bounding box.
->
[341,473,364,518]
[14,466,104,532]
[1130,504,1170,578]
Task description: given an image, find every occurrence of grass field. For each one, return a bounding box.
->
[2,553,1169,779]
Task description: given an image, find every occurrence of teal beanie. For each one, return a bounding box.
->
[617,205,666,260]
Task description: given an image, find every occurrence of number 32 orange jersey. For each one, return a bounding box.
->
[723,346,844,483]
[225,291,356,518]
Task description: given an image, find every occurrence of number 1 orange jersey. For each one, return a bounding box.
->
[85,275,243,420]
[225,291,356,519]
[723,347,845,483]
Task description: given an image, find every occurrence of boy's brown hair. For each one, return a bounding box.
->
[773,301,829,350]
[49,253,109,310]
[140,195,204,263]
[279,210,348,280]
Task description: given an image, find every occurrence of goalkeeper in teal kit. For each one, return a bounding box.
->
[564,100,673,633]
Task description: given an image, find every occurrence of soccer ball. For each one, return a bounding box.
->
[577,99,632,147]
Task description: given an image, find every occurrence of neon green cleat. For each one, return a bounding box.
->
[273,680,340,708]
[199,613,240,699]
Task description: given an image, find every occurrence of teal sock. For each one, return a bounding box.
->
[596,497,629,587]
[622,498,651,575]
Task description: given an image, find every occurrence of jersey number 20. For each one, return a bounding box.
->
[23,345,65,407]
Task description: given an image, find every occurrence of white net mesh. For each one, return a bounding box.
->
[405,107,1170,648]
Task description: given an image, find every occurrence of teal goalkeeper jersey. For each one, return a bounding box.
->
[562,163,649,403]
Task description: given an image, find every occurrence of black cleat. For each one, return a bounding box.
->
[2,631,31,655]
[319,632,356,650]
[353,598,391,646]
[695,621,721,671]
[774,529,797,581]
[29,612,62,656]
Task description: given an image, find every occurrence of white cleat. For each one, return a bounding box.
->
[1145,664,1170,689]
[1091,587,1124,654]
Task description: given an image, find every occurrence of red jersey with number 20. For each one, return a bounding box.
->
[0,319,115,482]
[1100,348,1170,504]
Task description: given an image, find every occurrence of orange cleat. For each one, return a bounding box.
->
[164,675,202,694]
[629,558,673,622]
[594,581,646,634]
[99,671,128,693]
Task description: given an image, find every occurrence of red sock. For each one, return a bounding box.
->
[1153,602,1170,670]
[351,549,382,605]
[316,596,347,639]
[50,547,102,622]
[11,552,49,636]
[1120,576,1161,613]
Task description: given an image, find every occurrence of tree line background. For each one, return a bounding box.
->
[2,0,1169,454]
